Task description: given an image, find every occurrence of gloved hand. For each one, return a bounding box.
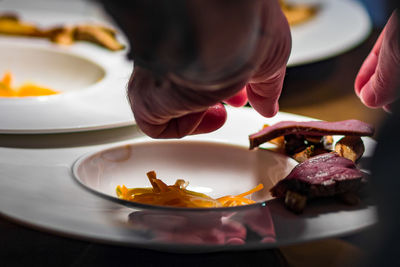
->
[355,10,400,112]
[127,0,291,138]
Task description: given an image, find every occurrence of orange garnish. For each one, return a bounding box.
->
[1,71,12,86]
[0,72,59,97]
[116,171,264,208]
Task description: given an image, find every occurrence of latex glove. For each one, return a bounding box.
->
[127,0,291,138]
[355,10,400,112]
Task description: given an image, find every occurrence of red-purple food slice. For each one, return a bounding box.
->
[270,152,364,213]
[249,120,374,149]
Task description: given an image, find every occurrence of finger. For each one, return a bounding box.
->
[246,66,286,117]
[250,0,292,84]
[134,103,226,138]
[191,103,227,135]
[223,87,248,107]
[354,29,385,97]
[383,103,392,113]
[245,0,290,118]
[355,11,400,108]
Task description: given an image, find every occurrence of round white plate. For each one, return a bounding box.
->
[287,0,371,66]
[0,107,377,252]
[0,4,135,133]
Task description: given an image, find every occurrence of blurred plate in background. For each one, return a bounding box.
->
[287,0,371,66]
[0,1,135,133]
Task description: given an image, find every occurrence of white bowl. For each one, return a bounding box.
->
[0,43,105,94]
[72,140,297,210]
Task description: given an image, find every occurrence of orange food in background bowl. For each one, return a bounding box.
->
[0,71,59,97]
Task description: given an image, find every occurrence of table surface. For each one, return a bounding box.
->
[0,28,386,267]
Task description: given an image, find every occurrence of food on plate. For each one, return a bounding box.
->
[281,134,334,163]
[0,13,124,51]
[46,26,75,46]
[279,0,318,26]
[249,119,374,163]
[74,25,124,51]
[249,120,374,150]
[0,13,44,37]
[0,72,58,97]
[270,152,364,213]
[116,171,264,208]
[47,24,125,51]
[334,136,365,162]
[249,119,374,213]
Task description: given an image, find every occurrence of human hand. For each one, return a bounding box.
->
[127,0,291,138]
[355,10,400,112]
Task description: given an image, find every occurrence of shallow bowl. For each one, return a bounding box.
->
[72,140,297,211]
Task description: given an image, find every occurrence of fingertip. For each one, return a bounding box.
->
[271,101,279,117]
[355,53,379,97]
[259,101,279,117]
[224,87,248,107]
[191,103,227,135]
[354,75,364,97]
[246,84,280,117]
[359,82,378,108]
[383,104,393,113]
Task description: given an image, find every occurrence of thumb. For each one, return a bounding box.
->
[355,11,400,108]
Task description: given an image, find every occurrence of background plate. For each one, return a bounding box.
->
[0,1,135,133]
[287,0,371,66]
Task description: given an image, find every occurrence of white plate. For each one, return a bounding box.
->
[0,3,135,133]
[287,0,371,66]
[0,107,377,252]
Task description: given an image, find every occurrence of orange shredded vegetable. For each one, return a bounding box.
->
[0,71,59,97]
[116,171,264,208]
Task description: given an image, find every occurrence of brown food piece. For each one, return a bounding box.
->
[46,26,75,45]
[249,120,374,149]
[335,136,365,162]
[285,190,307,214]
[292,145,315,163]
[0,14,43,37]
[322,135,334,150]
[291,145,330,163]
[337,192,361,205]
[271,153,364,199]
[304,136,322,144]
[74,25,125,51]
[284,134,307,154]
[284,135,331,156]
[0,13,19,21]
[312,146,332,157]
[0,13,124,51]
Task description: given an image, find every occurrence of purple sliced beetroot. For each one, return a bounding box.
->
[270,153,364,199]
[249,120,374,149]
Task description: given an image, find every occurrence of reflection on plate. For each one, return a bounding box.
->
[0,107,377,252]
[73,140,297,210]
[288,0,371,66]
